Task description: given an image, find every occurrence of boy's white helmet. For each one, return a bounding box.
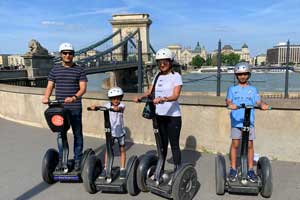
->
[59,42,74,52]
[155,48,174,60]
[108,87,123,97]
[234,62,251,74]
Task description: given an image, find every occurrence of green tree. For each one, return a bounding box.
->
[191,55,205,68]
[206,55,212,66]
[222,53,240,66]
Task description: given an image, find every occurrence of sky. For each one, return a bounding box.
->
[0,0,299,56]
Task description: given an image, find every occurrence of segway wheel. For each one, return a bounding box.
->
[215,154,226,195]
[80,148,95,173]
[257,157,273,198]
[82,154,102,194]
[136,154,158,192]
[42,148,59,184]
[126,156,140,196]
[172,165,198,200]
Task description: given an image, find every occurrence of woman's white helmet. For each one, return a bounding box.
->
[108,87,123,98]
[234,62,251,74]
[155,48,174,61]
[59,42,74,52]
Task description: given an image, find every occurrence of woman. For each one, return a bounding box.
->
[134,48,183,172]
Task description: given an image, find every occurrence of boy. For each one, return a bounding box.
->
[90,87,127,179]
[226,62,269,183]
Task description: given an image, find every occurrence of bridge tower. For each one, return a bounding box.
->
[107,13,152,92]
[110,13,152,62]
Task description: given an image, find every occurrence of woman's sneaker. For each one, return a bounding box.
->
[229,168,237,182]
[247,169,258,183]
[120,169,126,179]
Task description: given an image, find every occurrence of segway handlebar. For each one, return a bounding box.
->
[47,99,65,106]
[137,97,153,103]
[87,106,121,112]
[228,103,272,110]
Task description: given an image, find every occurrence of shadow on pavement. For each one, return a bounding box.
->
[168,135,202,166]
[15,181,53,200]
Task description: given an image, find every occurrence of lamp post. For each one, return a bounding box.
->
[217,40,221,96]
[284,40,290,98]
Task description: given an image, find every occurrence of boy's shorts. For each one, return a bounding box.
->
[112,135,125,146]
[231,127,255,140]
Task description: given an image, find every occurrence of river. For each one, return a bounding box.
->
[87,72,300,93]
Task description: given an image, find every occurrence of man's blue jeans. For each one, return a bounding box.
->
[57,109,83,163]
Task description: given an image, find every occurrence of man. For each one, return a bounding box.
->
[42,42,87,172]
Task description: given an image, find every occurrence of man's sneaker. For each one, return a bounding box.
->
[99,168,107,178]
[55,160,62,171]
[247,169,258,183]
[120,169,126,179]
[229,168,237,182]
[74,160,81,172]
[62,164,68,174]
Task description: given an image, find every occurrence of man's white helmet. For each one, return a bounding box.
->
[234,62,251,74]
[108,87,123,98]
[155,48,174,61]
[59,42,74,52]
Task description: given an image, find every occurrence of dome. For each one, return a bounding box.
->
[222,45,233,50]
[242,43,248,48]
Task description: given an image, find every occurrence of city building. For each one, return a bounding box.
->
[266,42,300,66]
[211,43,251,62]
[168,42,207,67]
[8,55,25,68]
[254,54,266,66]
[0,54,9,68]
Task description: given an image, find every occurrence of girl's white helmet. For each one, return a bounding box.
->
[108,87,123,97]
[59,42,74,52]
[234,62,251,74]
[155,48,174,60]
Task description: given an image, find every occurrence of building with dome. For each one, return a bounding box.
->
[211,43,250,62]
[167,42,207,67]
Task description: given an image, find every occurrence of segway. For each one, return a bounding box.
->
[136,98,199,200]
[42,100,94,183]
[215,104,273,198]
[81,106,140,196]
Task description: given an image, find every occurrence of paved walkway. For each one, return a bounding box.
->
[0,117,300,200]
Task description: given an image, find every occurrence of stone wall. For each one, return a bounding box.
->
[0,83,299,162]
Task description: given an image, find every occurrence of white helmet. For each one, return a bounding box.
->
[108,87,123,98]
[59,42,74,52]
[155,48,174,61]
[234,62,251,74]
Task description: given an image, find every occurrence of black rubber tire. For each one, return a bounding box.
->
[136,154,158,192]
[82,154,102,194]
[257,157,273,198]
[215,154,226,195]
[42,148,59,184]
[171,165,199,200]
[126,156,141,196]
[80,148,94,173]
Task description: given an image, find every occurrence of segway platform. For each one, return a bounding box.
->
[95,167,126,193]
[146,170,173,198]
[226,177,262,194]
[53,170,81,182]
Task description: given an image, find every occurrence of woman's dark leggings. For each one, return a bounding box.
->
[156,115,182,169]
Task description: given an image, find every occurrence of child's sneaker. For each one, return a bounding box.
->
[229,168,237,182]
[247,169,258,183]
[120,169,126,179]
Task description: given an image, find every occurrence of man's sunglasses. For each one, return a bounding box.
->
[62,51,74,56]
[236,73,249,76]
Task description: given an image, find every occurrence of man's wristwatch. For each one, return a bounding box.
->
[73,95,79,100]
